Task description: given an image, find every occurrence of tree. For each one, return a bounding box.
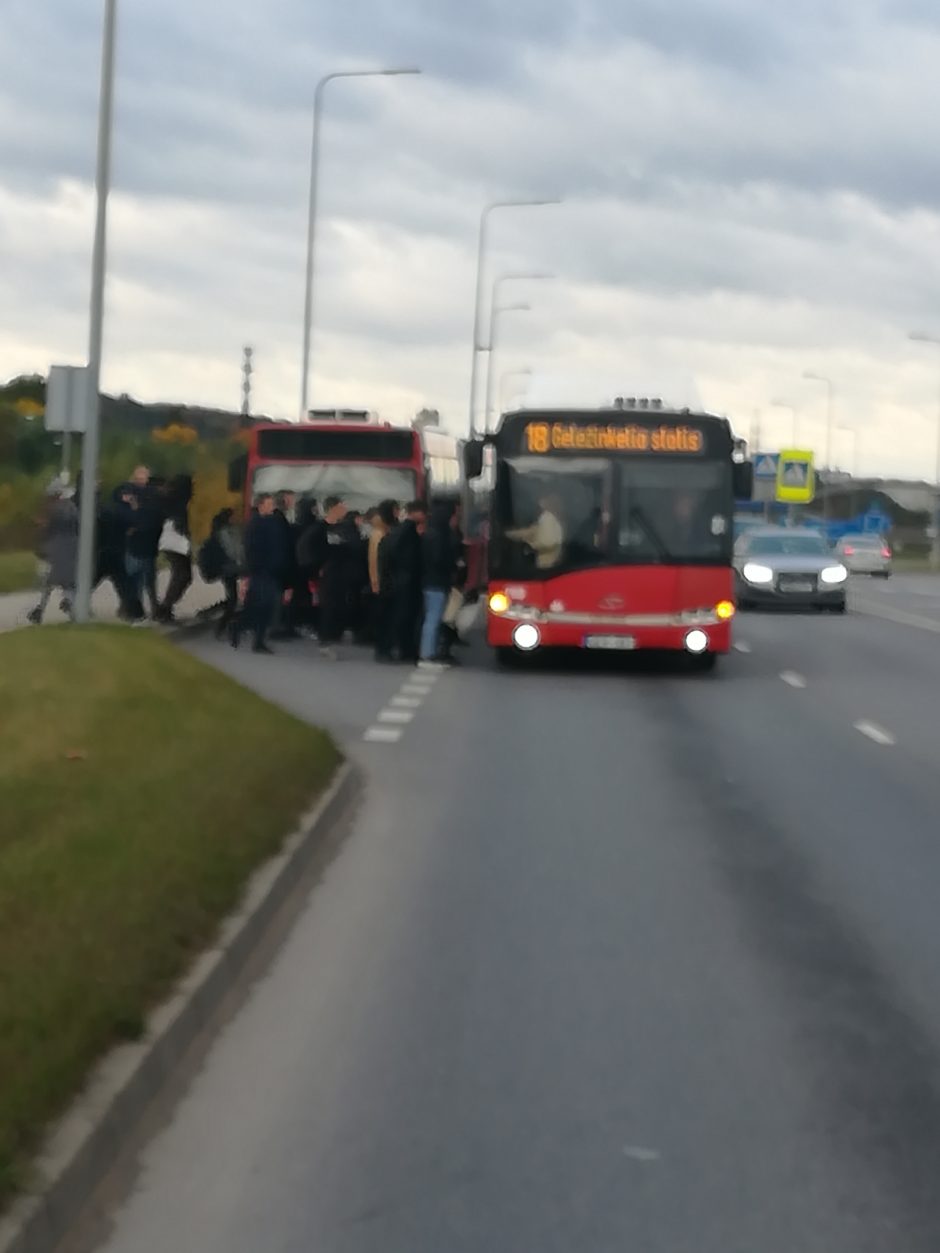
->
[413,408,441,431]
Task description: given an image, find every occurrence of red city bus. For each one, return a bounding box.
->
[467,404,753,670]
[230,413,462,515]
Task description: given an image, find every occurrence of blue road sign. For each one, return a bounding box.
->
[754,453,779,480]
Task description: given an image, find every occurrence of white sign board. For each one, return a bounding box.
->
[45,365,90,434]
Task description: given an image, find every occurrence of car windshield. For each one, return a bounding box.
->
[745,533,829,556]
[492,456,731,576]
[251,463,417,514]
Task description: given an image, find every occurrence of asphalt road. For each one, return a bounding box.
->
[90,576,940,1252]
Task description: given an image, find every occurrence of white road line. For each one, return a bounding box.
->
[363,727,403,743]
[852,598,940,636]
[780,671,807,689]
[733,641,752,654]
[411,669,442,682]
[854,720,896,746]
[401,684,430,697]
[390,696,423,709]
[378,709,415,724]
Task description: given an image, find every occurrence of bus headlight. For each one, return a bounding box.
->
[513,623,541,652]
[489,592,510,614]
[684,629,709,655]
[820,564,848,584]
[742,562,774,585]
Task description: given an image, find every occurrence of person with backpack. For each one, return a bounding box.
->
[198,509,243,640]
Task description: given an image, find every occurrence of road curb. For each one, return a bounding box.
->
[0,761,361,1253]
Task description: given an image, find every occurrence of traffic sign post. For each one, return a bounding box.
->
[775,449,815,504]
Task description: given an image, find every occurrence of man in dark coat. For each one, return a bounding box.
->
[307,496,358,659]
[235,494,289,654]
[126,466,162,618]
[420,501,458,663]
[387,500,426,664]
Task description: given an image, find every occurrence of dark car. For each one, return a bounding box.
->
[734,527,847,612]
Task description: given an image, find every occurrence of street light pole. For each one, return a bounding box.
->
[500,367,533,414]
[481,273,550,431]
[467,198,560,439]
[482,303,530,433]
[299,67,421,419]
[771,399,798,446]
[75,0,118,624]
[803,371,834,524]
[909,332,940,568]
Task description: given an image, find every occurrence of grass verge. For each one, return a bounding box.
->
[0,552,36,594]
[0,626,339,1205]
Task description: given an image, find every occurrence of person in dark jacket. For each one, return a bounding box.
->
[234,494,288,654]
[419,500,458,664]
[271,491,299,640]
[28,480,79,624]
[126,467,162,618]
[371,499,399,661]
[205,506,244,636]
[156,474,193,623]
[293,498,320,637]
[387,500,426,663]
[308,496,357,659]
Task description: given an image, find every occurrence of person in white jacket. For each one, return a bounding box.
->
[507,494,565,569]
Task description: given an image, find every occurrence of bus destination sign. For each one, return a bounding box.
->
[523,420,705,456]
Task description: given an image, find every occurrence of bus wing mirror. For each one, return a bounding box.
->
[228,452,247,493]
[462,440,485,480]
[733,461,754,501]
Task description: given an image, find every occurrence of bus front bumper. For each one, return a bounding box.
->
[487,614,733,654]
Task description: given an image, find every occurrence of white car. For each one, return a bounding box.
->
[835,533,892,577]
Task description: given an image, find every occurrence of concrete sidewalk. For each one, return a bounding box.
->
[0,572,223,634]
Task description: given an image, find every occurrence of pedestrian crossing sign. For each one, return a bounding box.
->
[753,454,779,480]
[775,449,815,503]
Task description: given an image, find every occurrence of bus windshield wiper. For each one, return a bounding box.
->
[628,505,673,563]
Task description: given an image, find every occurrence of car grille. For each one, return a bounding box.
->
[776,572,818,593]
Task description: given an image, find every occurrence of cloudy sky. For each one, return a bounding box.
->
[4,0,940,477]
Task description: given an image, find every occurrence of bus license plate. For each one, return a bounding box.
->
[584,635,636,651]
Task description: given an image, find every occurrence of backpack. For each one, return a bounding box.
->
[198,534,225,582]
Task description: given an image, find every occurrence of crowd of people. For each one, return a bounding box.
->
[231,490,468,666]
[25,467,471,666]
[28,464,195,626]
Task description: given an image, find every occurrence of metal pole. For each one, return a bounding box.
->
[823,378,834,525]
[466,199,560,439]
[75,0,117,624]
[483,303,529,433]
[934,349,940,569]
[299,74,329,420]
[467,206,491,441]
[299,68,421,420]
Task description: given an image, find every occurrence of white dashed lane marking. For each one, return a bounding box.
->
[363,669,446,744]
[780,671,808,689]
[378,709,415,725]
[854,720,896,747]
[363,727,403,744]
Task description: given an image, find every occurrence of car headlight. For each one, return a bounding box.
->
[742,562,774,585]
[820,564,848,585]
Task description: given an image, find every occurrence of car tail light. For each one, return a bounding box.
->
[843,546,855,556]
[882,547,891,558]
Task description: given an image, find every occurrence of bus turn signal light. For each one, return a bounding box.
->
[489,592,510,615]
[716,600,735,621]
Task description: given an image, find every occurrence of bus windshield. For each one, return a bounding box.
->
[494,455,731,576]
[251,463,417,513]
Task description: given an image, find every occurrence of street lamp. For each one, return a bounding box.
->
[803,371,835,522]
[482,273,551,430]
[299,67,421,419]
[467,198,561,438]
[75,0,118,624]
[482,303,530,432]
[838,425,859,477]
[771,399,799,446]
[909,332,940,567]
[500,367,533,414]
